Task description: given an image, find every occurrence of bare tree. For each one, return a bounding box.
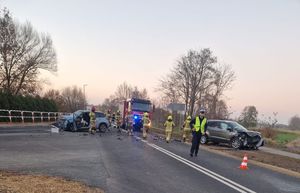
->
[60,86,86,112]
[114,82,149,103]
[157,73,181,104]
[99,96,119,112]
[238,106,258,128]
[114,82,132,103]
[208,64,235,118]
[289,115,300,130]
[44,89,65,111]
[0,8,57,95]
[130,86,149,99]
[159,48,217,116]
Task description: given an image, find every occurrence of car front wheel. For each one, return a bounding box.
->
[99,123,108,133]
[231,137,242,149]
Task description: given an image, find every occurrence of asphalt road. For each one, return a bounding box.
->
[0,126,299,193]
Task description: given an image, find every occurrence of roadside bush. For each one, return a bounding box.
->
[0,92,58,122]
[0,92,58,112]
[260,128,277,139]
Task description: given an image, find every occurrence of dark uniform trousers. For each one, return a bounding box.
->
[190,131,202,156]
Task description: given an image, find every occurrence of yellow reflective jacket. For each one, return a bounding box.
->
[89,112,96,123]
[195,117,207,133]
[164,120,175,131]
[184,119,191,129]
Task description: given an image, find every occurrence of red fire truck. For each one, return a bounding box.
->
[120,98,153,132]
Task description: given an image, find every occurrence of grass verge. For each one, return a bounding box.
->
[0,171,104,193]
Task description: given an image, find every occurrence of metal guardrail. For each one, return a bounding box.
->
[0,109,68,123]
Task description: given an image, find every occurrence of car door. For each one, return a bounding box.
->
[207,121,224,142]
[218,122,233,142]
[81,112,90,128]
[95,112,107,128]
[74,111,83,129]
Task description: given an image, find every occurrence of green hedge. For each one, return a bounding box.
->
[0,92,58,122]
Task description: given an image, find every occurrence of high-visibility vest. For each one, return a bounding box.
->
[195,117,207,133]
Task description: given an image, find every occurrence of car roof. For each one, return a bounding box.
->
[208,119,236,123]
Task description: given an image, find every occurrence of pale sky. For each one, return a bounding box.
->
[1,0,300,124]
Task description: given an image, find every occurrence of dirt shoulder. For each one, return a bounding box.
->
[0,171,104,193]
[150,127,300,177]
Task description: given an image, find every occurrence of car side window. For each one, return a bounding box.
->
[208,121,220,129]
[220,122,229,130]
[95,112,105,118]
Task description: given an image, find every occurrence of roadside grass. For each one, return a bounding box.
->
[250,127,300,153]
[275,133,298,145]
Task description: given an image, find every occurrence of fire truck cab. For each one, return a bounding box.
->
[120,98,153,132]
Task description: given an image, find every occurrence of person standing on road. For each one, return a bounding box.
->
[116,110,122,132]
[106,109,112,125]
[164,115,175,143]
[142,112,151,139]
[111,113,116,127]
[126,109,133,136]
[182,116,192,142]
[190,109,207,157]
[89,106,97,134]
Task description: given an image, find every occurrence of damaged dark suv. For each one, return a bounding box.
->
[200,120,264,149]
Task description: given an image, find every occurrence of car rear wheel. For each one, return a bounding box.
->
[99,123,108,133]
[231,137,242,149]
[200,135,208,144]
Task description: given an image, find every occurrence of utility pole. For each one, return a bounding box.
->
[83,84,87,110]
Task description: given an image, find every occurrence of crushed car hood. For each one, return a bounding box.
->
[61,114,73,121]
[245,131,261,137]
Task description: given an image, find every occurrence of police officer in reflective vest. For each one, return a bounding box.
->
[190,108,207,157]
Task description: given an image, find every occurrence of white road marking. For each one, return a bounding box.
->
[135,136,256,193]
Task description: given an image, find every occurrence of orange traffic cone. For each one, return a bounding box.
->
[239,154,248,170]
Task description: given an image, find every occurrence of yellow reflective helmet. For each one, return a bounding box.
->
[167,115,172,120]
[187,116,191,120]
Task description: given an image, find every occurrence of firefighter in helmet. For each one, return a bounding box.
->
[142,112,151,139]
[164,115,175,143]
[111,112,116,127]
[182,116,192,142]
[116,110,121,132]
[89,106,96,134]
[106,109,112,124]
[126,109,133,136]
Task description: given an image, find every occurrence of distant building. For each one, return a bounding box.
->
[167,103,185,114]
